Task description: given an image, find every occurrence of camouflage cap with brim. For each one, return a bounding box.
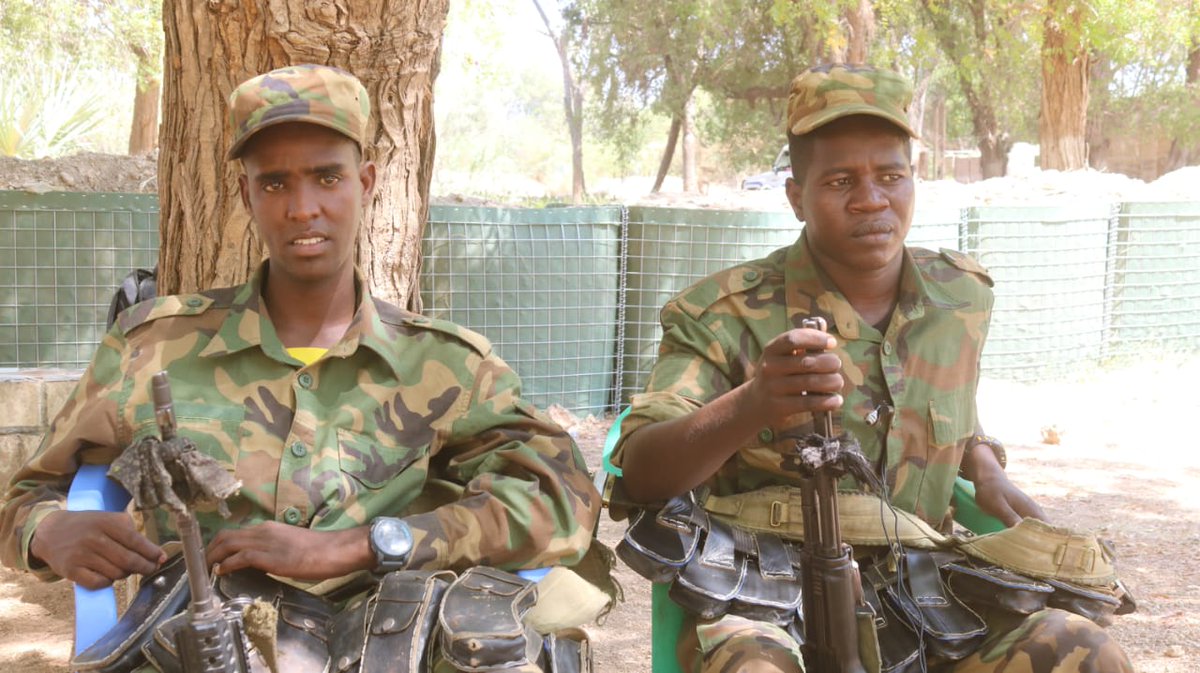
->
[786,63,918,139]
[226,64,370,160]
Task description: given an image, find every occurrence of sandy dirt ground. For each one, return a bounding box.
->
[1,358,1196,672]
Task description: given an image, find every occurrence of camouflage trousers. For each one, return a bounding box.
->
[685,609,1133,673]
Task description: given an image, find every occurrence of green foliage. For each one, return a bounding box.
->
[0,62,108,158]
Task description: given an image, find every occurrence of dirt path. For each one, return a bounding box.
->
[1,362,1196,672]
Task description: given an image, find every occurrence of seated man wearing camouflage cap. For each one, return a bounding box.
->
[0,64,605,672]
[610,64,1133,672]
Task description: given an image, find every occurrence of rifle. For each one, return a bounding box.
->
[796,317,871,673]
[111,372,250,672]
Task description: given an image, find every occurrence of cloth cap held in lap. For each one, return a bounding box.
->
[226,63,370,160]
[786,63,918,138]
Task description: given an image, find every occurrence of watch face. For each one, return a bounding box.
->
[373,517,413,559]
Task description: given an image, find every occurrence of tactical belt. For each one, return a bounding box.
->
[72,560,594,673]
[617,488,1137,673]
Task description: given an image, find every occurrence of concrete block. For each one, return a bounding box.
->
[0,379,43,430]
[0,433,42,484]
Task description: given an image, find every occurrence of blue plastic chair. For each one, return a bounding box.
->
[600,408,1005,673]
[65,464,554,660]
[65,464,133,655]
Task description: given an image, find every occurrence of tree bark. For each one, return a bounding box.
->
[128,76,160,155]
[157,0,449,312]
[531,0,586,204]
[1039,0,1089,171]
[652,116,682,193]
[845,0,875,65]
[682,94,698,193]
[920,0,1012,178]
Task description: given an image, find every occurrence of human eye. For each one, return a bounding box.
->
[319,173,342,187]
[262,180,284,193]
[827,176,852,188]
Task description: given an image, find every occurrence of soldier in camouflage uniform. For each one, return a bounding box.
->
[0,64,602,670]
[611,64,1132,673]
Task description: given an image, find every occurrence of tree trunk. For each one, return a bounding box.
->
[682,95,698,193]
[652,116,682,193]
[845,0,875,65]
[531,0,586,204]
[1039,1,1089,171]
[128,77,160,155]
[157,0,449,312]
[979,136,1010,179]
[1165,45,1200,171]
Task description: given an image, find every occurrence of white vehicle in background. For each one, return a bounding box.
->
[741,146,791,190]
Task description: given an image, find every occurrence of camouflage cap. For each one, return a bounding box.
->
[786,63,918,138]
[226,64,370,160]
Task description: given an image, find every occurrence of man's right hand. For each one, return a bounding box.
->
[745,328,845,427]
[30,510,166,589]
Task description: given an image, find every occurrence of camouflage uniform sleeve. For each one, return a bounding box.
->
[611,296,737,468]
[401,351,600,573]
[0,325,131,579]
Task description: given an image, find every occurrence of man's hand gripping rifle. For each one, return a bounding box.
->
[795,318,883,673]
[108,372,249,672]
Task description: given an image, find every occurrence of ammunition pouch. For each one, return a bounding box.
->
[617,493,803,627]
[330,569,456,673]
[438,566,543,671]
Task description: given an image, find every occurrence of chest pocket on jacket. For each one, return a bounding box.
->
[337,428,426,490]
[927,392,973,454]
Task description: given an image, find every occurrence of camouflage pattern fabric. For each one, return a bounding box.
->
[948,608,1133,673]
[691,614,803,673]
[0,263,601,589]
[686,608,1132,673]
[226,63,370,160]
[786,63,918,138]
[613,230,994,527]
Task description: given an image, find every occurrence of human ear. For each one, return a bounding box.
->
[784,177,805,223]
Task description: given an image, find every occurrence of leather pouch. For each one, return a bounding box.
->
[943,562,1054,616]
[362,570,455,673]
[438,566,542,671]
[729,533,803,625]
[865,551,987,663]
[861,580,920,673]
[669,517,747,620]
[72,555,189,673]
[541,627,592,673]
[616,496,701,583]
[218,570,332,672]
[1044,578,1124,627]
[328,593,371,673]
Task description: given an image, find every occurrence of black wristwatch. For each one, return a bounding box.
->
[369,517,413,573]
[966,434,1007,470]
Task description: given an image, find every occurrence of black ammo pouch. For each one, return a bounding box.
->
[860,551,988,666]
[943,562,1055,616]
[617,493,804,627]
[329,569,456,673]
[71,556,190,673]
[438,566,543,671]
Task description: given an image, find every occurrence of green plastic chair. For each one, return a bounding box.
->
[601,408,1005,673]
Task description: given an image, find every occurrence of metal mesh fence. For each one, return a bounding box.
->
[1,190,1198,415]
[0,192,158,369]
[421,206,624,413]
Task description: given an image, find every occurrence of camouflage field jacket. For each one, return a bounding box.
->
[1,264,600,585]
[615,230,994,527]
